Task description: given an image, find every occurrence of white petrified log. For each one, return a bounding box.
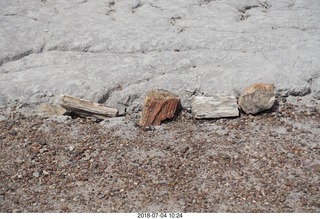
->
[192,95,239,119]
[59,95,118,119]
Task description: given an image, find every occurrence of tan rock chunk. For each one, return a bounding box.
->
[139,89,180,127]
[238,83,275,114]
[37,103,67,117]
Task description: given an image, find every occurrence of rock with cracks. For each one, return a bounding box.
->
[238,83,276,114]
[139,89,180,127]
[0,0,319,116]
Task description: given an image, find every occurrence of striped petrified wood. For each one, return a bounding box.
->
[192,95,239,119]
[139,89,180,127]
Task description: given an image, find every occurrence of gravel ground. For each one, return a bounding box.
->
[0,97,319,213]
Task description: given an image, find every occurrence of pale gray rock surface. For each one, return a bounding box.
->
[0,0,320,115]
[312,77,320,100]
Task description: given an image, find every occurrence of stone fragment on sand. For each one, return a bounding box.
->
[37,103,67,117]
[32,171,40,178]
[39,148,48,154]
[238,83,275,114]
[139,89,180,127]
[192,95,239,119]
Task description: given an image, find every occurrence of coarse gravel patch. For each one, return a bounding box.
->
[0,97,319,212]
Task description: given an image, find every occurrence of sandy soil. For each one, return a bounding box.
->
[0,97,319,212]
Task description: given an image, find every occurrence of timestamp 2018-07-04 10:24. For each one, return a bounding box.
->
[137,213,183,218]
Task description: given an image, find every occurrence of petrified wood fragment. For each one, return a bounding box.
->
[59,95,118,120]
[192,95,239,119]
[139,89,180,127]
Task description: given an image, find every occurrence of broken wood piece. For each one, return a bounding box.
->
[139,89,180,127]
[192,95,239,119]
[59,95,118,120]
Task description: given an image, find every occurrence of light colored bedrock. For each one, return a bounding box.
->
[1,0,319,114]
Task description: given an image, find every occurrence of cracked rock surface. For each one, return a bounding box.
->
[1,0,320,115]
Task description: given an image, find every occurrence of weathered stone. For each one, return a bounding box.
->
[37,103,67,117]
[192,95,239,119]
[32,171,40,178]
[238,83,276,114]
[139,89,180,127]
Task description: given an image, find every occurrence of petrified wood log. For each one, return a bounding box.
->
[192,95,239,119]
[139,89,180,127]
[59,95,118,120]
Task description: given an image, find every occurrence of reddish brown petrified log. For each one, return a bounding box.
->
[139,89,180,127]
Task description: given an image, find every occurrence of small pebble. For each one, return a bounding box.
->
[83,153,91,161]
[60,204,68,212]
[33,171,41,178]
[91,162,98,168]
[9,130,17,136]
[158,181,167,185]
[31,147,40,153]
[97,193,105,199]
[181,146,189,154]
[37,139,46,145]
[280,196,286,203]
[223,155,231,160]
[40,148,48,154]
